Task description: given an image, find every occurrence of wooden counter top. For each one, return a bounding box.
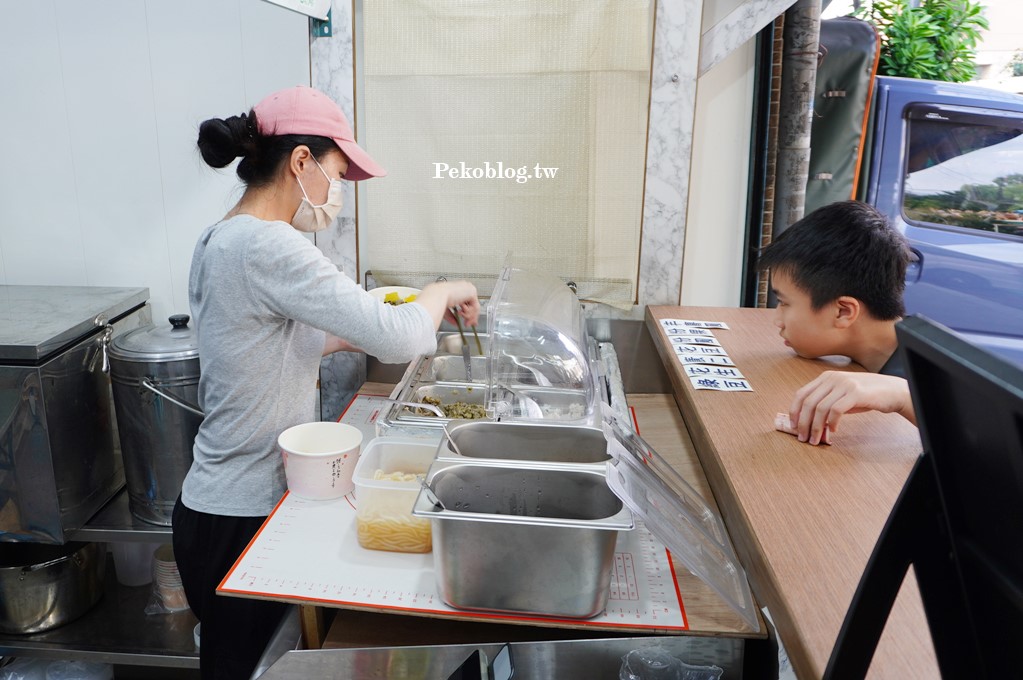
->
[646,306,939,679]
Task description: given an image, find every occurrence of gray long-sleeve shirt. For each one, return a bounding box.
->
[182,215,436,516]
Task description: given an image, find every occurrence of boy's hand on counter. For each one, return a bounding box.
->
[788,371,917,445]
[775,412,831,445]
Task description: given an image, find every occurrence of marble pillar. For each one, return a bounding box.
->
[312,1,366,420]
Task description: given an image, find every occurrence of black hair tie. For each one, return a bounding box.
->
[239,112,256,140]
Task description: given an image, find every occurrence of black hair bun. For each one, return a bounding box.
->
[197,112,256,168]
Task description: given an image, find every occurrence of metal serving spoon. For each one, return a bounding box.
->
[418,477,446,510]
[379,397,446,418]
[451,309,473,382]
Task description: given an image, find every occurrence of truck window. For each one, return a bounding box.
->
[903,111,1023,238]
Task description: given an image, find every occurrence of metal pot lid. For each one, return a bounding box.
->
[599,404,760,632]
[109,314,199,361]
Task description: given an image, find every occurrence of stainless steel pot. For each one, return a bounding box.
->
[107,314,201,525]
[0,541,105,634]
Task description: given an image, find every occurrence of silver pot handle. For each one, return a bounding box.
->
[20,549,89,578]
[21,553,73,573]
[140,377,204,417]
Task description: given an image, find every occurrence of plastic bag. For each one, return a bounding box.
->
[144,581,190,615]
[144,544,190,615]
[44,661,113,680]
[678,660,725,680]
[619,647,724,680]
[0,657,48,680]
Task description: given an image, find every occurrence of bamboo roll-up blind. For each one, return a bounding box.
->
[357,0,654,306]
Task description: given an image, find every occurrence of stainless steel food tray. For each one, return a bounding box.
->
[438,420,609,465]
[412,459,633,619]
[376,332,609,438]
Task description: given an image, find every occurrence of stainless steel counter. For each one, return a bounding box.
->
[1,285,151,542]
[258,636,745,679]
[72,488,175,543]
[0,490,199,668]
[0,552,199,669]
[0,285,148,362]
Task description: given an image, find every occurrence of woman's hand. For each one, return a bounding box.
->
[413,281,481,329]
[788,370,917,445]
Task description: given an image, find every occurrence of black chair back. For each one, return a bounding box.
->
[825,315,1023,679]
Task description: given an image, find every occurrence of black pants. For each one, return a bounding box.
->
[172,496,288,680]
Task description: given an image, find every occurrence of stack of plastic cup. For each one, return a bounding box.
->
[153,544,189,611]
[111,541,161,586]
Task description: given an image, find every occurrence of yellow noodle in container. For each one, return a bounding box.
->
[356,513,432,553]
[352,438,436,553]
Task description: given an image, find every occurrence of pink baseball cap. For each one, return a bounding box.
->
[253,85,386,181]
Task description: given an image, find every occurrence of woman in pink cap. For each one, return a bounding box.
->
[172,85,479,680]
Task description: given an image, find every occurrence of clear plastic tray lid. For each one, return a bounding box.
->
[486,264,596,420]
[600,404,760,632]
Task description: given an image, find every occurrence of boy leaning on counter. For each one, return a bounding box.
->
[757,200,918,446]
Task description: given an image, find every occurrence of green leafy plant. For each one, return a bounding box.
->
[1006,50,1023,77]
[855,0,989,82]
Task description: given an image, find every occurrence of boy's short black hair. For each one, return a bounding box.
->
[757,200,911,320]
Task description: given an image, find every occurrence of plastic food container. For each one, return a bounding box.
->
[485,265,599,422]
[279,422,363,500]
[353,438,436,553]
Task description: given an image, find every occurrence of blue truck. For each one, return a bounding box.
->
[803,17,1023,366]
[863,75,1023,366]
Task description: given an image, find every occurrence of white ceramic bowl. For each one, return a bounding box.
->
[368,286,421,305]
[278,422,363,500]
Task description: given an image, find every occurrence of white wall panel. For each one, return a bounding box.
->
[240,0,311,99]
[146,0,250,318]
[150,1,308,319]
[0,0,309,322]
[0,1,88,285]
[681,39,756,307]
[58,1,174,317]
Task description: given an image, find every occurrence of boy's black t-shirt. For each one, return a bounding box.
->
[879,348,905,378]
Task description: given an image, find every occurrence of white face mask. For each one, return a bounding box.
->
[292,158,344,233]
